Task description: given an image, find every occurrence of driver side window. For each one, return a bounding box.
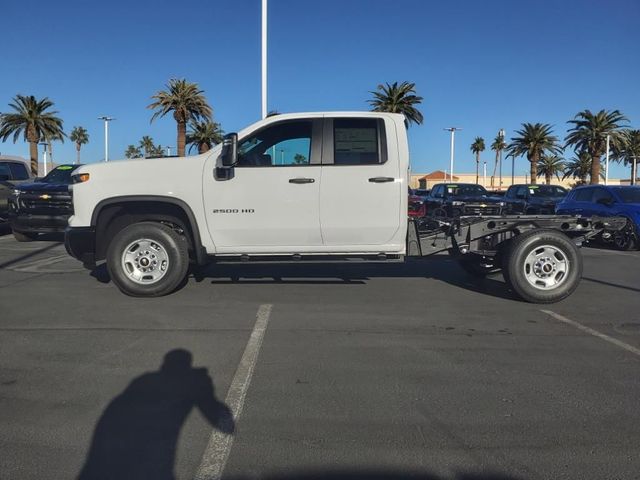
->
[237,121,312,167]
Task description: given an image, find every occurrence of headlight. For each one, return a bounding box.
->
[451,201,464,206]
[499,201,506,206]
[71,173,90,184]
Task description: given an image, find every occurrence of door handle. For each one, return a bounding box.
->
[288,178,315,184]
[368,177,395,183]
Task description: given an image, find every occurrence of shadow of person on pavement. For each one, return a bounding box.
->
[78,349,234,480]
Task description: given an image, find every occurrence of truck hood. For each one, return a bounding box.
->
[16,182,71,193]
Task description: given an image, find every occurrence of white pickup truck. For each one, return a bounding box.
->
[65,112,619,302]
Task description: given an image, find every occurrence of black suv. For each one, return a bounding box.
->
[425,183,505,217]
[8,164,82,241]
[504,184,568,214]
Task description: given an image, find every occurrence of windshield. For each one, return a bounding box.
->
[528,185,568,197]
[444,184,489,197]
[616,188,640,203]
[39,165,80,184]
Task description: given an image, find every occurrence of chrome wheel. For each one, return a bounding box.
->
[523,244,569,290]
[121,238,169,285]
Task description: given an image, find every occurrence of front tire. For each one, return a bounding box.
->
[503,229,582,303]
[612,219,637,251]
[106,222,189,297]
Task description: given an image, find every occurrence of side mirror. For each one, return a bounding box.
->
[219,133,238,167]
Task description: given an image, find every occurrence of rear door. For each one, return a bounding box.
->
[318,117,402,248]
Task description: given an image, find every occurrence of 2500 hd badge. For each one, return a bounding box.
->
[212,209,255,214]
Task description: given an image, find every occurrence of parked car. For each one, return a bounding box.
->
[0,159,33,222]
[8,164,82,241]
[556,185,640,250]
[504,184,568,214]
[425,183,505,217]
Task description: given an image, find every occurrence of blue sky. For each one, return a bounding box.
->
[1,0,639,178]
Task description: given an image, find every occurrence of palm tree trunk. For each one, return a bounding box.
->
[590,153,601,185]
[545,173,551,185]
[177,121,186,157]
[530,155,538,184]
[29,141,38,176]
[491,152,499,188]
[199,143,210,154]
[475,153,479,184]
[76,144,81,165]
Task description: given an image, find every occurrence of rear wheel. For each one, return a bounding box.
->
[503,229,582,303]
[106,222,189,297]
[612,219,637,251]
[12,230,38,242]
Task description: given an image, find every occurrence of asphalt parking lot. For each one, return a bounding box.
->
[1,227,639,480]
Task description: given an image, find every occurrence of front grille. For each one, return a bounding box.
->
[17,192,73,215]
[462,204,502,215]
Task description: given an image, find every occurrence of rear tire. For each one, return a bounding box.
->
[503,229,582,303]
[106,222,189,297]
[12,230,38,242]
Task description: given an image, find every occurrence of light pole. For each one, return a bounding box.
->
[604,134,610,185]
[261,0,268,119]
[444,127,461,180]
[498,129,505,190]
[98,116,115,162]
[483,161,487,188]
[39,141,49,176]
[166,146,174,156]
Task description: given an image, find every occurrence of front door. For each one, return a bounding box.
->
[203,119,324,252]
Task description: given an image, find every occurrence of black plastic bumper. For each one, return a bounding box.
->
[9,213,70,233]
[64,226,96,268]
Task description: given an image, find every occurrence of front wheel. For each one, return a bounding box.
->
[106,222,189,297]
[503,229,582,304]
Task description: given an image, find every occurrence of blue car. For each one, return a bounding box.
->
[556,185,640,250]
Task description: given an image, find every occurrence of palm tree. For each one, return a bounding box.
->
[506,123,562,184]
[186,120,223,154]
[612,129,640,185]
[537,154,566,185]
[69,126,89,164]
[490,133,507,188]
[148,79,213,157]
[0,95,64,175]
[125,145,142,159]
[368,81,424,126]
[470,137,485,184]
[562,150,592,185]
[139,136,156,157]
[565,109,628,185]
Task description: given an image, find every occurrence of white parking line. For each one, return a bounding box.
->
[194,303,273,480]
[542,310,640,357]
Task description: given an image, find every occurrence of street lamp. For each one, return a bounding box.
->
[604,134,610,185]
[444,127,462,180]
[98,116,115,162]
[261,0,268,119]
[166,146,174,156]
[498,129,505,190]
[39,140,49,176]
[483,161,487,188]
